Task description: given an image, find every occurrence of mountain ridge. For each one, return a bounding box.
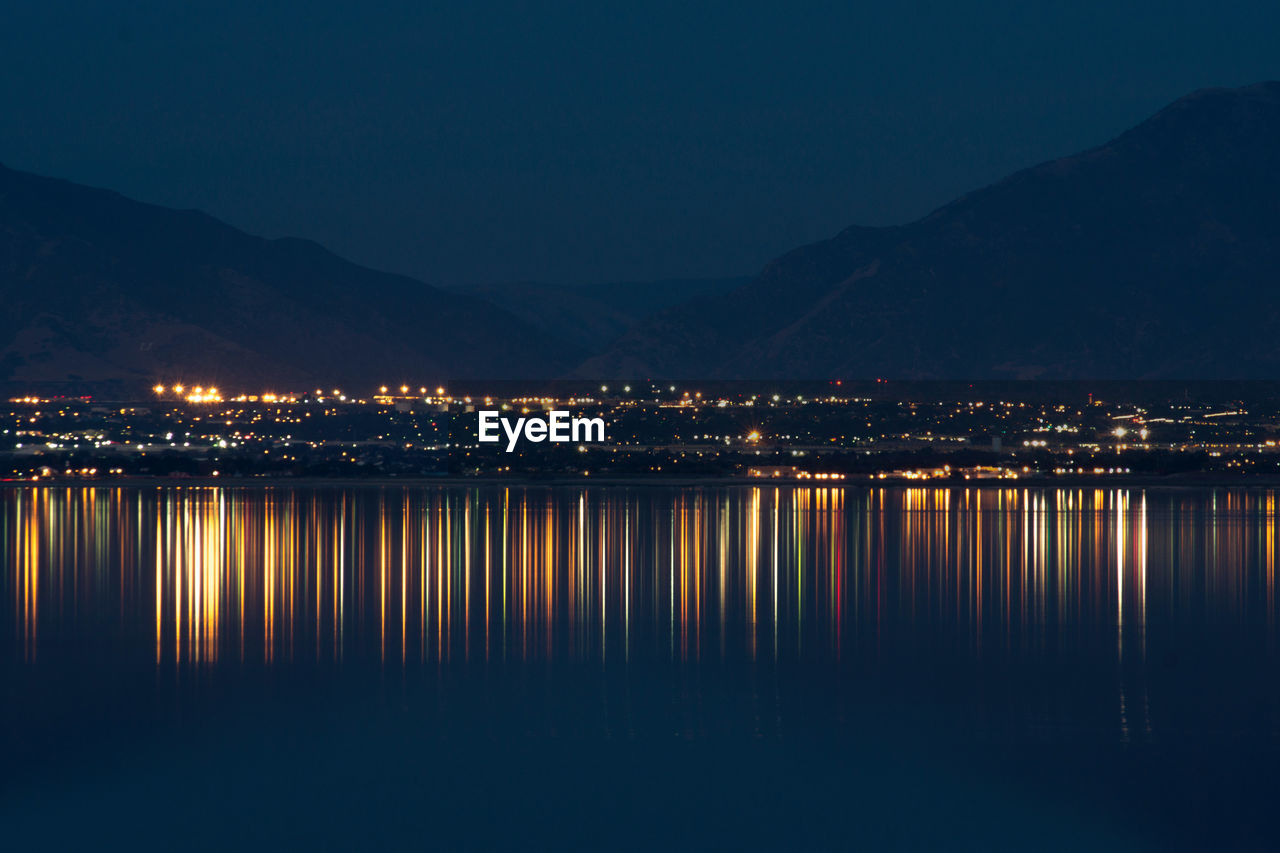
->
[5,81,1279,390]
[576,81,1280,379]
[0,163,579,394]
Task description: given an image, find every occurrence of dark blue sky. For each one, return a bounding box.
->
[2,1,1277,285]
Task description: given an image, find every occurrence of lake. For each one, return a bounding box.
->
[4,484,1279,849]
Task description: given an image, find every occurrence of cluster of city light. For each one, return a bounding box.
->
[303,389,348,402]
[153,383,353,405]
[376,385,447,397]
[872,464,954,480]
[153,384,222,403]
[230,393,302,403]
[866,465,1033,481]
[1112,425,1151,443]
[14,382,1280,485]
[20,464,122,481]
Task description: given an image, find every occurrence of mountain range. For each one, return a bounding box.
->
[581,81,1280,379]
[2,81,1278,392]
[0,164,577,395]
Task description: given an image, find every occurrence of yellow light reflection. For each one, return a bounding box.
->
[1,485,1278,684]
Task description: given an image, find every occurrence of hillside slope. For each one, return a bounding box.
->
[578,82,1280,379]
[0,165,576,394]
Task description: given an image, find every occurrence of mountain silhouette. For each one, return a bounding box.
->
[577,82,1280,379]
[455,277,746,355]
[0,164,577,395]
[6,81,1280,391]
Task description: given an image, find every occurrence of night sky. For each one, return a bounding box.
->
[2,1,1277,286]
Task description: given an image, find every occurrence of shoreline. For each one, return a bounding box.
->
[5,473,1280,490]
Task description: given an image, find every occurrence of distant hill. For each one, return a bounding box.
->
[455,277,746,354]
[577,82,1280,379]
[9,80,1280,391]
[0,164,576,395]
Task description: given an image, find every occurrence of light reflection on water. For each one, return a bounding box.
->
[4,485,1278,673]
[8,484,1280,849]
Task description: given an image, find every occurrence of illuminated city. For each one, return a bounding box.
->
[7,382,1280,483]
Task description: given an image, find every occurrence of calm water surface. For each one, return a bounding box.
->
[4,485,1280,849]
